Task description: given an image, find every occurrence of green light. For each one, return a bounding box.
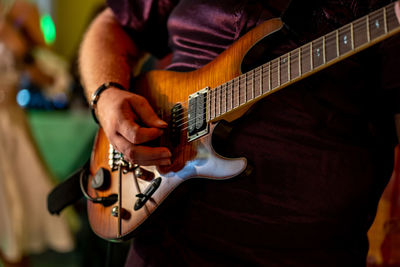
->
[40,14,56,45]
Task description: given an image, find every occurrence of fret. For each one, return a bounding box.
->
[298,48,302,76]
[254,66,262,98]
[214,88,218,117]
[310,42,313,70]
[277,58,281,87]
[289,49,300,80]
[263,62,272,92]
[261,63,270,94]
[301,44,311,74]
[322,36,326,64]
[387,4,399,32]
[219,85,223,114]
[206,89,210,121]
[336,30,340,57]
[231,81,235,110]
[239,76,246,105]
[312,37,324,69]
[214,88,218,118]
[215,86,220,117]
[227,80,232,112]
[250,71,253,100]
[271,58,279,89]
[280,54,289,84]
[210,88,215,119]
[383,6,388,33]
[268,62,272,91]
[338,24,352,55]
[350,23,355,50]
[354,16,368,48]
[251,69,255,99]
[367,15,371,41]
[369,8,385,40]
[221,83,226,114]
[261,65,266,94]
[213,88,218,118]
[259,66,263,96]
[288,52,291,81]
[233,77,240,108]
[244,74,248,103]
[225,83,229,113]
[246,71,254,102]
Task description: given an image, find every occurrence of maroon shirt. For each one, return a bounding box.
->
[107,0,400,266]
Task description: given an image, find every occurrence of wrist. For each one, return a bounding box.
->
[90,82,126,124]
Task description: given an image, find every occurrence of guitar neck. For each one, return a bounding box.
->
[207,2,400,122]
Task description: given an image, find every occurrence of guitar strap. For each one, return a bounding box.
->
[47,161,89,215]
[47,160,118,214]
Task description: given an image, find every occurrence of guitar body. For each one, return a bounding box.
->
[87,18,283,241]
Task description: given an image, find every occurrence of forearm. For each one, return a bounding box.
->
[79,8,142,102]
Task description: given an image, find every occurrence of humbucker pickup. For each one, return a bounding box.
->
[187,87,209,142]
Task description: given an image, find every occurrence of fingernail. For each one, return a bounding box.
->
[163,150,172,157]
[158,120,168,128]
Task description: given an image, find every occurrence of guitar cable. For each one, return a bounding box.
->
[79,167,118,206]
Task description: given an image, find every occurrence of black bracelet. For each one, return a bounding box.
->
[90,82,126,124]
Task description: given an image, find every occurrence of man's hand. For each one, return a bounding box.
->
[396,1,400,24]
[79,8,171,167]
[96,88,172,166]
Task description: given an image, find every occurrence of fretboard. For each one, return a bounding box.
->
[207,2,400,122]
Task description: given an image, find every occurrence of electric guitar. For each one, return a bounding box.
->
[86,2,400,241]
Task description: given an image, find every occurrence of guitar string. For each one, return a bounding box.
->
[170,10,398,131]
[171,10,397,129]
[177,41,399,130]
[170,4,395,121]
[175,16,399,132]
[170,9,395,126]
[176,22,399,132]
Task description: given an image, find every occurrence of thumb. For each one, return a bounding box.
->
[129,95,168,129]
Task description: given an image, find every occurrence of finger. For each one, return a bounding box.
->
[112,134,171,163]
[127,145,172,162]
[129,95,168,129]
[396,1,400,24]
[118,116,164,144]
[131,159,171,166]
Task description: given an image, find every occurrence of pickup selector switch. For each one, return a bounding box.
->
[134,177,162,210]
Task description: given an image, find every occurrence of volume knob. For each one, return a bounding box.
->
[91,168,110,190]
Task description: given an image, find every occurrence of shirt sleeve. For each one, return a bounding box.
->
[106,0,178,58]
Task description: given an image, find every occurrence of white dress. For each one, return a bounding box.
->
[0,42,74,262]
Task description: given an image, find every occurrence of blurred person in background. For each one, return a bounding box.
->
[0,0,74,266]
